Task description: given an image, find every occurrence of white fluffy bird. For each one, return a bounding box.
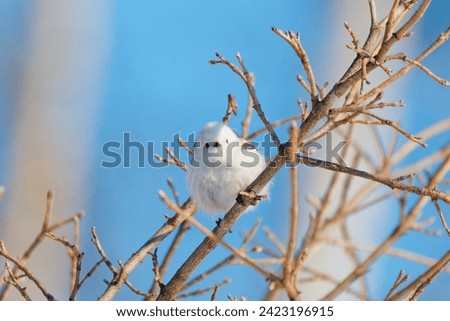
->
[187,121,267,214]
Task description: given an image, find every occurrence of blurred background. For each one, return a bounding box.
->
[0,0,449,300]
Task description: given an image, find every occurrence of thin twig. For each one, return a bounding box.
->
[344,21,359,50]
[383,0,401,44]
[0,242,55,300]
[223,94,238,124]
[294,214,319,274]
[298,266,366,300]
[167,178,180,207]
[91,228,117,275]
[4,263,32,301]
[47,213,84,233]
[386,53,450,86]
[384,270,410,300]
[263,227,286,256]
[340,222,368,300]
[158,191,278,284]
[391,119,450,166]
[296,75,311,94]
[179,279,230,299]
[272,27,319,104]
[72,214,81,293]
[247,115,302,141]
[78,258,106,290]
[98,197,198,300]
[408,264,446,301]
[432,199,450,237]
[147,219,191,300]
[363,112,426,147]
[43,231,81,298]
[154,153,187,171]
[296,154,450,204]
[69,251,84,300]
[210,280,229,301]
[166,146,187,169]
[183,255,235,291]
[328,100,404,115]
[210,52,281,147]
[125,280,150,297]
[322,155,450,300]
[356,26,450,105]
[241,73,255,139]
[282,122,301,300]
[323,237,450,273]
[0,191,54,300]
[388,250,450,301]
[151,249,164,290]
[177,137,193,155]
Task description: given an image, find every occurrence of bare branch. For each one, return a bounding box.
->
[78,258,106,290]
[296,154,450,204]
[223,94,238,124]
[154,153,187,171]
[357,26,450,105]
[210,280,229,301]
[241,73,255,139]
[98,197,198,300]
[263,227,286,256]
[124,280,150,297]
[166,178,180,207]
[4,263,32,301]
[246,115,302,141]
[388,250,450,301]
[296,75,312,95]
[179,279,229,299]
[272,27,319,104]
[384,270,410,300]
[344,21,359,50]
[281,122,301,300]
[432,199,450,237]
[329,99,405,115]
[158,191,278,285]
[0,242,55,300]
[151,249,164,290]
[210,52,281,147]
[386,53,450,86]
[177,137,193,155]
[362,111,426,147]
[383,0,401,44]
[322,154,450,300]
[0,191,60,300]
[147,219,191,300]
[91,227,117,275]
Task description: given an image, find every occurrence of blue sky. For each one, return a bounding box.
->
[0,1,449,301]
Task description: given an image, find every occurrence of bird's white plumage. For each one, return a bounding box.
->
[187,121,267,214]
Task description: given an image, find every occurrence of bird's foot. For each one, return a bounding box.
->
[237,190,267,207]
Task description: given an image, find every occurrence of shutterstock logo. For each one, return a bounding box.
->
[101,132,192,168]
[100,132,346,168]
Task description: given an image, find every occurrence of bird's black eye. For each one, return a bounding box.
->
[205,141,220,148]
[226,139,229,144]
